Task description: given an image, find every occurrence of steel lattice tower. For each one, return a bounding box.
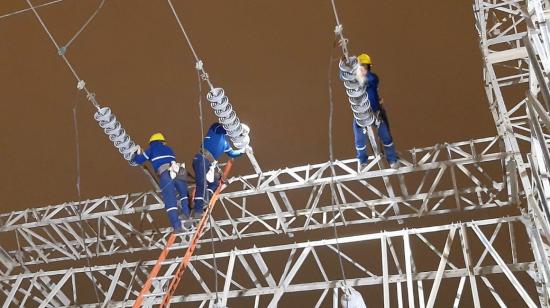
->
[2,0,550,307]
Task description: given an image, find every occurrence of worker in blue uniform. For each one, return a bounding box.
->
[192,123,245,219]
[353,53,398,168]
[132,133,190,232]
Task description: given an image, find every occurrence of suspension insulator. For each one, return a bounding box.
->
[339,56,375,127]
[94,107,140,166]
[207,87,250,149]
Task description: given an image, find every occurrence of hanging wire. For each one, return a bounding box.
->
[328,1,356,304]
[62,0,107,52]
[327,37,349,291]
[197,68,221,305]
[0,0,64,20]
[72,89,101,304]
[24,0,110,302]
[166,0,250,151]
[330,0,350,62]
[24,0,100,110]
[167,0,213,90]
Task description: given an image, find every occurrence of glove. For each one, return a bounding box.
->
[206,161,218,183]
[169,162,185,180]
[130,147,142,162]
[340,288,367,308]
[235,148,246,155]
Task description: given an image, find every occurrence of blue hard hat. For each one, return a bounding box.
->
[210,122,226,134]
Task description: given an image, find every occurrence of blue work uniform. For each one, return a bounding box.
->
[132,141,190,230]
[192,123,243,214]
[353,71,398,164]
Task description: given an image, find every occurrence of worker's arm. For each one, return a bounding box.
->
[131,147,151,165]
[367,72,381,104]
[223,137,244,158]
[352,120,368,163]
[367,72,379,88]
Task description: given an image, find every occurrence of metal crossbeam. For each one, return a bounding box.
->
[1,1,550,306]
[0,137,511,270]
[0,216,545,307]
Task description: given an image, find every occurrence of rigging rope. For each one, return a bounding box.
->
[196,70,221,305]
[72,91,101,304]
[327,37,349,291]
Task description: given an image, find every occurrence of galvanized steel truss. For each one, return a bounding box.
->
[1,0,550,306]
[0,137,509,272]
[0,216,547,307]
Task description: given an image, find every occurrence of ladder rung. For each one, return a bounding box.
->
[144,292,166,298]
[152,275,175,280]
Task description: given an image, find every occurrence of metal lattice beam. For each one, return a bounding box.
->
[0,137,511,271]
[0,216,545,307]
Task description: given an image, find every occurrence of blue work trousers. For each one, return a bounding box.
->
[355,108,398,164]
[159,170,190,229]
[376,118,398,163]
[192,154,220,213]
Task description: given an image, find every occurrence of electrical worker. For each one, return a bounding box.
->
[192,123,246,219]
[132,133,190,232]
[353,53,399,168]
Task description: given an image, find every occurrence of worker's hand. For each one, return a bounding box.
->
[129,148,140,161]
[206,161,218,183]
[233,148,246,157]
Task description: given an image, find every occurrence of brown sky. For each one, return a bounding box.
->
[0,1,531,307]
[0,1,493,211]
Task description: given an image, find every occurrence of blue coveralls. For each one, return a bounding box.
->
[193,123,243,214]
[132,141,190,229]
[353,71,398,164]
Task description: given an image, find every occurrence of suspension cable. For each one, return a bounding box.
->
[24,0,112,303]
[24,0,100,110]
[330,0,350,62]
[0,0,64,21]
[63,0,107,52]
[167,0,213,90]
[166,0,251,151]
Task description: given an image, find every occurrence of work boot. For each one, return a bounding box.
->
[173,226,184,234]
[193,210,204,220]
[180,214,192,230]
[390,161,400,169]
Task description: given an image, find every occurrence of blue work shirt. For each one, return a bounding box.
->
[365,71,381,112]
[203,123,242,160]
[132,141,176,172]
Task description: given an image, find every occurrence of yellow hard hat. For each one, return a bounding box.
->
[149,133,166,143]
[357,53,372,65]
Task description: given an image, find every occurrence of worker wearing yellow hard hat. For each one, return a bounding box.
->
[132,132,191,232]
[149,132,166,143]
[352,52,399,168]
[357,53,372,65]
